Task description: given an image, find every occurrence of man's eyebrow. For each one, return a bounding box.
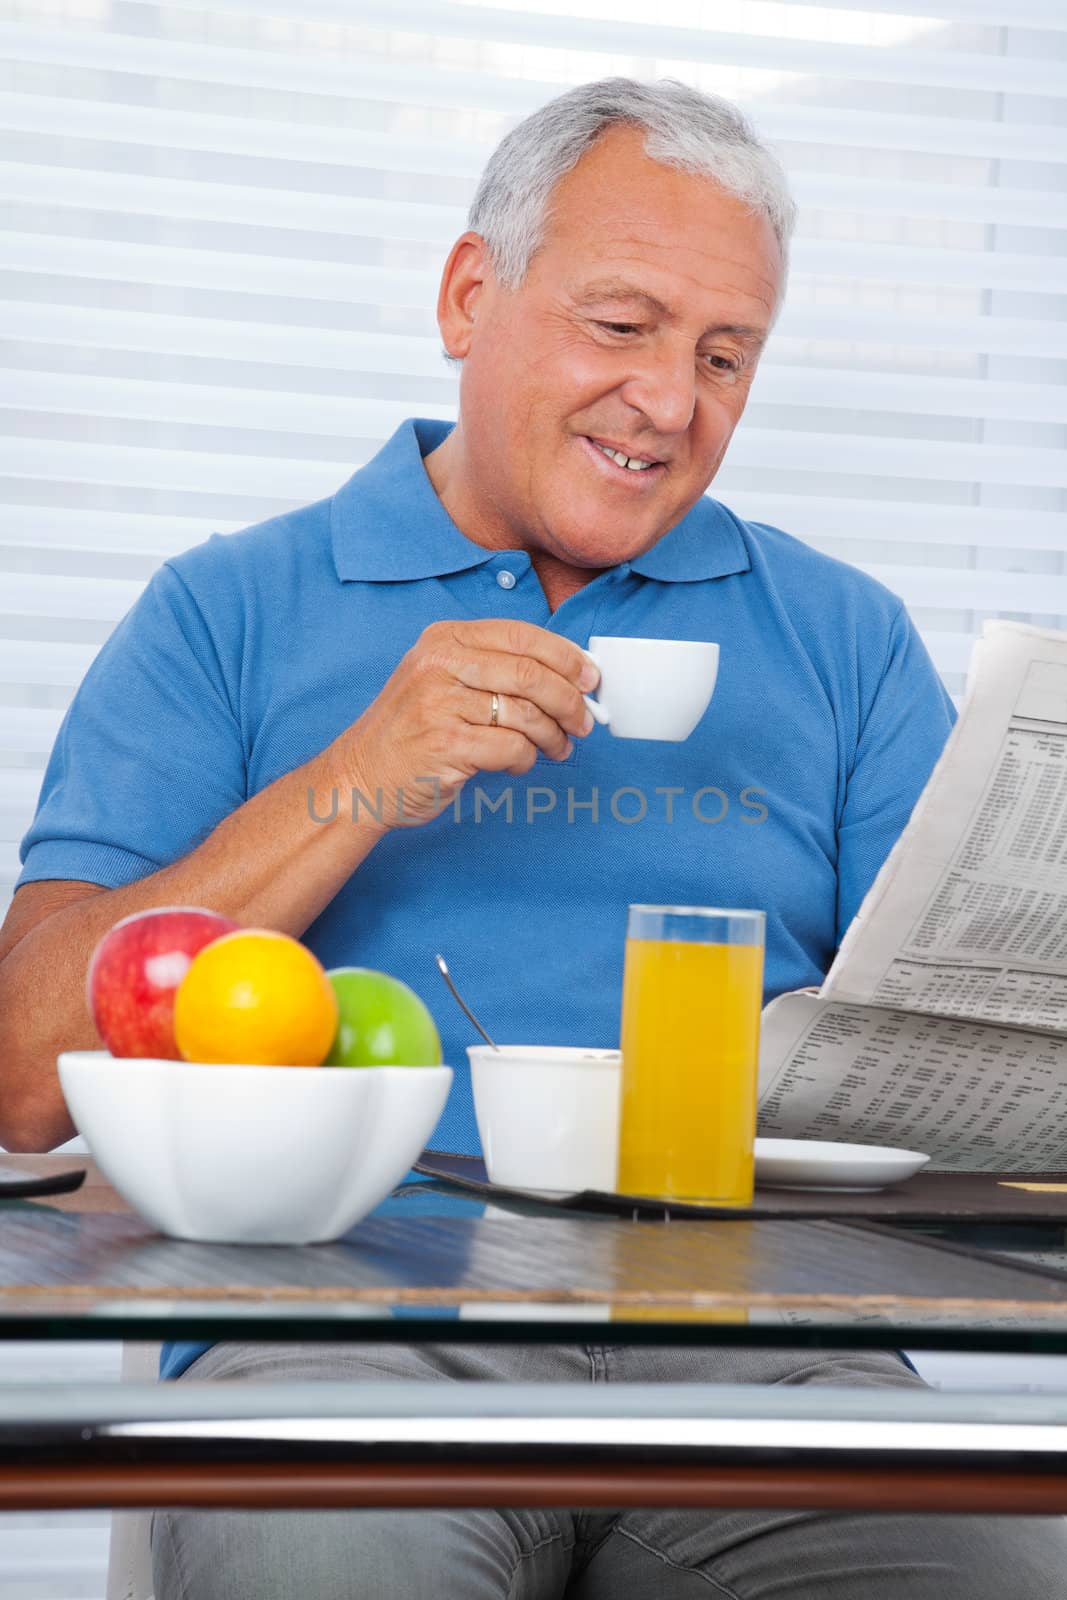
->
[575,278,767,345]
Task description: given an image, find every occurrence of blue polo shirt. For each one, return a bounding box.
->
[18,416,955,1380]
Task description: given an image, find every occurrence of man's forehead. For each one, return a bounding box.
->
[571,274,769,345]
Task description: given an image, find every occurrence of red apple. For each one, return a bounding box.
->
[87,906,239,1059]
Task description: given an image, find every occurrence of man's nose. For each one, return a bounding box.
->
[617,343,698,437]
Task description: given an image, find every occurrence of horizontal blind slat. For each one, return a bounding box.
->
[791,172,1067,229]
[751,366,1067,427]
[7,225,1063,303]
[1,372,455,440]
[8,372,1066,471]
[0,24,553,120]
[696,305,1067,360]
[732,432,1067,489]
[0,639,102,686]
[725,494,1067,551]
[0,90,491,177]
[0,437,348,501]
[753,102,1067,163]
[5,359,1067,436]
[915,630,979,674]
[0,229,441,305]
[5,497,1066,564]
[2,153,1063,235]
[740,0,1067,30]
[0,843,27,885]
[5,86,1066,168]
[0,300,449,377]
[856,565,1067,612]
[2,297,1062,369]
[4,425,1063,495]
[0,161,464,241]
[149,0,1067,32]
[0,706,66,754]
[792,240,1067,297]
[0,769,46,820]
[2,493,1066,571]
[0,508,238,558]
[4,10,1060,98]
[0,550,1060,626]
[0,571,146,622]
[220,0,1067,94]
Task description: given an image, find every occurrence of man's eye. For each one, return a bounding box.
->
[596,324,739,375]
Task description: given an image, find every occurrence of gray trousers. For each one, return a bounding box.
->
[152,1340,1067,1599]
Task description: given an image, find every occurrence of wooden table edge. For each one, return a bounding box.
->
[0,1460,1064,1514]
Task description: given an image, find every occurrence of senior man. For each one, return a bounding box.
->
[2,75,1063,1598]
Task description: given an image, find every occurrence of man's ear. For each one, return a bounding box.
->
[436,231,489,361]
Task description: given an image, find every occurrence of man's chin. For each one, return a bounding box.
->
[544,541,647,572]
[543,518,667,572]
[544,499,683,568]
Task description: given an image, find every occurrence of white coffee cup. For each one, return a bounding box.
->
[468,1045,621,1195]
[582,636,719,741]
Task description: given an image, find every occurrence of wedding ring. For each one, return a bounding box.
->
[490,691,500,727]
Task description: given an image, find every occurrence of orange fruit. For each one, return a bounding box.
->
[173,930,338,1066]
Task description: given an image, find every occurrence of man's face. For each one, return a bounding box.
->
[434,122,784,570]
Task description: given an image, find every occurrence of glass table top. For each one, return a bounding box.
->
[2,1159,1067,1351]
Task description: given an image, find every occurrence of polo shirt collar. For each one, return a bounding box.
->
[331,418,489,582]
[628,494,750,584]
[330,417,750,585]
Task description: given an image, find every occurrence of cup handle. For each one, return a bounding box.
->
[582,651,610,726]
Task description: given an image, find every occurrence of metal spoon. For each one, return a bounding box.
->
[434,953,500,1051]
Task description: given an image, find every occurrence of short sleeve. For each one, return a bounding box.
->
[835,602,956,945]
[17,559,247,891]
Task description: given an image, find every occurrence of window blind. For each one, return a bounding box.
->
[0,0,1064,904]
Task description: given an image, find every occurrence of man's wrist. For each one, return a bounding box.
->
[310,737,393,839]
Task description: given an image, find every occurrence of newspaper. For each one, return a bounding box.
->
[757,622,1067,1172]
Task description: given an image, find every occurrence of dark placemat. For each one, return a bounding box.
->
[413,1150,1067,1224]
[0,1165,85,1201]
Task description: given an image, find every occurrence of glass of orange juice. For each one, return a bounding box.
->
[617,905,765,1205]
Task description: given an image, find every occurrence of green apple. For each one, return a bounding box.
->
[324,967,443,1067]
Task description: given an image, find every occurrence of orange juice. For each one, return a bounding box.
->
[617,935,764,1203]
[613,1304,750,1325]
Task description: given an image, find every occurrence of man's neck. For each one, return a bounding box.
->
[530,551,607,613]
[422,433,607,613]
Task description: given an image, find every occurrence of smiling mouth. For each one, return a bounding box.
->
[581,436,666,481]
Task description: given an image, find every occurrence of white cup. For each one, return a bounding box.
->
[468,1045,621,1195]
[582,636,719,740]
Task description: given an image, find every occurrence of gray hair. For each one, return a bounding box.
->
[443,76,796,367]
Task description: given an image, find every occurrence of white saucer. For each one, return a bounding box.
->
[500,1140,930,1203]
[754,1137,929,1192]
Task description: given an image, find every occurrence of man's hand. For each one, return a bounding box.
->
[0,628,596,1146]
[333,619,599,828]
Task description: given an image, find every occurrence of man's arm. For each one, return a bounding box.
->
[0,741,386,1151]
[0,612,594,1152]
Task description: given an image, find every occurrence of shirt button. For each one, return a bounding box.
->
[496,569,517,590]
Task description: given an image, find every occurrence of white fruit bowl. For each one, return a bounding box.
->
[57,1051,452,1244]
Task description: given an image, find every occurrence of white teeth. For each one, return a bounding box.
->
[592,440,656,471]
